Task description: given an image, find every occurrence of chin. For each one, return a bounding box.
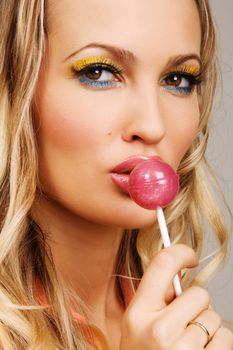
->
[107,201,157,229]
[123,214,156,230]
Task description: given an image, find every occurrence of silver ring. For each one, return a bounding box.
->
[188,321,211,347]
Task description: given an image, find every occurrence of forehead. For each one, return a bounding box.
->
[46,0,201,61]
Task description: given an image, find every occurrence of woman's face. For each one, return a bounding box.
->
[35,0,201,228]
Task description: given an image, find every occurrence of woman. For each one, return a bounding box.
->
[0,0,232,349]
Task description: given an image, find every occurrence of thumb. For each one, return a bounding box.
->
[131,244,198,312]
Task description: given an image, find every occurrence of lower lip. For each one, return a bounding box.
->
[111,173,130,193]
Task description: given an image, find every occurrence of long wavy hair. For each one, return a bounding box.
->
[0,0,229,349]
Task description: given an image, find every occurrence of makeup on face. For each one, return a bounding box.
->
[160,63,202,96]
[68,48,203,95]
[71,55,124,89]
[36,0,202,229]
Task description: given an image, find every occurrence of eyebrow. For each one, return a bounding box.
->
[164,54,201,70]
[63,42,136,63]
[63,42,201,69]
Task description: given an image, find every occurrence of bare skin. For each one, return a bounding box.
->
[33,0,233,348]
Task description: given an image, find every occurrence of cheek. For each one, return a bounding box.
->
[165,96,200,167]
[35,85,117,153]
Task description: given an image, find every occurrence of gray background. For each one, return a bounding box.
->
[206,1,233,322]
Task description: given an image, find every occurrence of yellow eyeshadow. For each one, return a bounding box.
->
[173,64,201,76]
[72,56,122,72]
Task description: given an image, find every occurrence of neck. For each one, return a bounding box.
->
[32,194,125,319]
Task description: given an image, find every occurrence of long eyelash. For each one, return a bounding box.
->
[168,71,203,86]
[167,64,204,83]
[74,63,124,77]
[72,56,124,76]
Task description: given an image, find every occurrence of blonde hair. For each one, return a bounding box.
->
[0,0,230,349]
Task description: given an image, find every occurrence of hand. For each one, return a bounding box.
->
[120,244,233,349]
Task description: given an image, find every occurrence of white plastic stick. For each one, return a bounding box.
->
[156,206,182,296]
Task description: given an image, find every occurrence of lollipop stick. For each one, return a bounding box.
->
[156,206,182,296]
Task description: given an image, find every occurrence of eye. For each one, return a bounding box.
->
[161,72,202,96]
[74,63,124,89]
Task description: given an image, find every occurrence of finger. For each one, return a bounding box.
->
[163,286,210,329]
[187,310,221,347]
[133,244,198,311]
[205,327,233,350]
[164,271,182,305]
[164,283,176,305]
[173,309,221,349]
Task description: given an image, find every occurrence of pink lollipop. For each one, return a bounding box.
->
[128,159,179,209]
[128,158,182,296]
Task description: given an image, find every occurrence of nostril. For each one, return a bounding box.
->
[132,135,141,141]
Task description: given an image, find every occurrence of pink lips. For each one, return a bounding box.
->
[111,155,161,193]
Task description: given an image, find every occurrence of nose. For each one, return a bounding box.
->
[122,85,165,145]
